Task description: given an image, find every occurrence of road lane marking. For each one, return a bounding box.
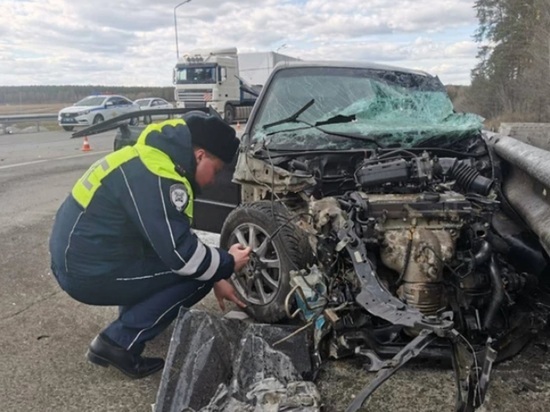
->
[0,150,112,170]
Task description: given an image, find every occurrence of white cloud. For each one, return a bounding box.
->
[0,0,480,86]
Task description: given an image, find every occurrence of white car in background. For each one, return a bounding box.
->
[58,95,140,131]
[134,97,174,124]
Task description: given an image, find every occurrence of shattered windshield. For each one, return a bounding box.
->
[250,66,483,150]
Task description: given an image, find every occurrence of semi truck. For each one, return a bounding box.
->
[173,47,299,123]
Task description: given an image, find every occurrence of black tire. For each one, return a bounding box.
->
[143,115,152,125]
[62,126,74,131]
[113,125,144,151]
[93,115,104,125]
[224,103,235,124]
[220,201,313,323]
[114,138,134,152]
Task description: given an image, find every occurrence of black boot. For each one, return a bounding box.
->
[86,334,164,379]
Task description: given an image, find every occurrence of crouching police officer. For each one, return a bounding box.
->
[49,114,251,379]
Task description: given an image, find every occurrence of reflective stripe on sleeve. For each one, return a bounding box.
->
[174,242,207,275]
[195,247,221,281]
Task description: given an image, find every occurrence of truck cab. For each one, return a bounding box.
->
[173,48,256,123]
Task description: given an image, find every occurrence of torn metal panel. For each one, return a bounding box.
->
[155,310,316,412]
[233,153,315,191]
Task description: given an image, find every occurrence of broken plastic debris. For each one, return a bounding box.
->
[155,309,316,412]
[224,310,250,320]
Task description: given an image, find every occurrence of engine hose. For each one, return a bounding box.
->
[451,161,493,195]
[473,240,492,266]
[483,255,505,330]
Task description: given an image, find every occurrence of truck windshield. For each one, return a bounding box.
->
[174,66,217,84]
[250,66,483,150]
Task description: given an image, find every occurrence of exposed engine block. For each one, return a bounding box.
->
[310,188,481,316]
[382,226,455,314]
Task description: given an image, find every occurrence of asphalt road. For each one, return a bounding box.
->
[1,129,549,412]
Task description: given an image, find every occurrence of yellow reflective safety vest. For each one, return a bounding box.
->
[49,120,234,283]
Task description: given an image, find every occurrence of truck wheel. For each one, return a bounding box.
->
[220,201,313,323]
[93,115,104,125]
[224,104,235,124]
[62,126,74,131]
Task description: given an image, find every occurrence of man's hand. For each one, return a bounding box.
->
[228,243,252,272]
[213,279,247,311]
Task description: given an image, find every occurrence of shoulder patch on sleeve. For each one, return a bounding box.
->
[169,184,189,212]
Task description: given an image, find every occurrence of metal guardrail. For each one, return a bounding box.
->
[0,107,216,135]
[71,107,213,138]
[487,131,550,256]
[0,113,58,134]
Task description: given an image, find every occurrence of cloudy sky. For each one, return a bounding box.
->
[1,0,481,87]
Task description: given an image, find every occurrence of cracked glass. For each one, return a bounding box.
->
[249,66,483,150]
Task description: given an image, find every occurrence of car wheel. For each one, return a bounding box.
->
[113,125,144,151]
[129,117,139,126]
[93,115,104,124]
[220,201,313,323]
[114,139,133,151]
[62,126,74,131]
[143,115,152,125]
[224,103,235,124]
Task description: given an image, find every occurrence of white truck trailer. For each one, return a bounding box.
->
[173,47,299,123]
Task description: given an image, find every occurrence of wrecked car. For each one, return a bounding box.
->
[215,61,550,411]
[73,60,550,411]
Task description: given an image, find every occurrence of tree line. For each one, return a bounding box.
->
[466,0,550,125]
[0,86,175,105]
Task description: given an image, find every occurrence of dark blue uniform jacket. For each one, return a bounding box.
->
[49,121,234,304]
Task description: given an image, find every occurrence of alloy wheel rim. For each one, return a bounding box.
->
[229,223,282,305]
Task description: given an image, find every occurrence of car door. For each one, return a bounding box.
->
[156,99,172,110]
[103,96,122,120]
[151,99,162,112]
[118,97,136,116]
[152,99,172,119]
[192,155,241,234]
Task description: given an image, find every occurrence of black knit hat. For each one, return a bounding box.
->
[183,113,239,163]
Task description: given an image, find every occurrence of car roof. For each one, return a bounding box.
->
[272,60,433,78]
[82,94,129,99]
